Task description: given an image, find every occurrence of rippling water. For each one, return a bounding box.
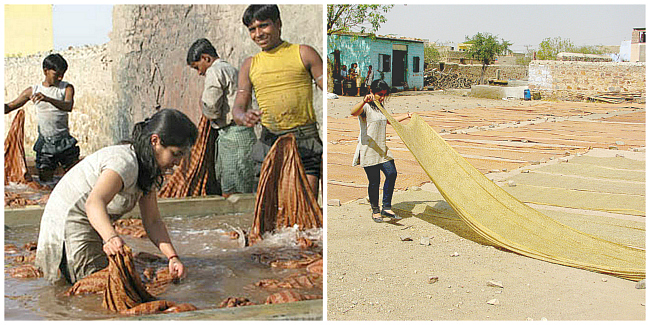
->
[5,214,323,320]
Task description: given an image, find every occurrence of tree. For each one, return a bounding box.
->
[464,32,512,83]
[424,44,441,68]
[537,37,605,60]
[537,37,574,60]
[327,4,394,35]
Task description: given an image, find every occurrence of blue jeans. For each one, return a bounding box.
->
[363,160,397,211]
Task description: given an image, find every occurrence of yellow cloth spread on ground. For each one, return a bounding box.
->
[377,102,645,281]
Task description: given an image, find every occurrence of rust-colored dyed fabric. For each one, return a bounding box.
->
[65,268,110,296]
[264,290,322,304]
[158,115,216,198]
[102,246,155,312]
[8,264,43,278]
[249,133,322,244]
[4,109,31,185]
[219,297,256,308]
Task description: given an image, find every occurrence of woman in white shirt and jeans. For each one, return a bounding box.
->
[351,79,401,223]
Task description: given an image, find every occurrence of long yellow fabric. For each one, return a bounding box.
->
[377,102,645,281]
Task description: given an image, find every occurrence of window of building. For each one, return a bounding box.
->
[413,56,420,73]
[379,54,391,72]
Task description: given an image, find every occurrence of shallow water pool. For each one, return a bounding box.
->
[5,213,323,320]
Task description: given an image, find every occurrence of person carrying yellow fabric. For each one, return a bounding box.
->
[232,4,323,197]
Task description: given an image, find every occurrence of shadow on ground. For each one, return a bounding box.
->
[392,200,496,247]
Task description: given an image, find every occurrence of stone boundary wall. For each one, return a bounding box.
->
[109,4,323,142]
[4,45,115,157]
[443,63,528,83]
[529,61,646,100]
[5,4,324,158]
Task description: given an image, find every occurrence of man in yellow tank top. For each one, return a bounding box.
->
[232,5,323,197]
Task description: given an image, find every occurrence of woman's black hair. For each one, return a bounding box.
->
[368,79,391,110]
[43,53,68,72]
[186,38,219,65]
[242,5,281,26]
[129,109,198,195]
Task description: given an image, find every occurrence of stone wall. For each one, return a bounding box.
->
[529,61,646,99]
[442,63,528,82]
[109,4,323,142]
[4,45,114,158]
[5,4,324,158]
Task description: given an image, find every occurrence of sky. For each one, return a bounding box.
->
[375,4,646,53]
[52,5,113,50]
[47,4,646,54]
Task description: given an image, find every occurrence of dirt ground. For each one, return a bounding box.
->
[325,90,646,321]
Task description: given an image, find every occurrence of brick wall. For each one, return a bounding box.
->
[529,60,646,99]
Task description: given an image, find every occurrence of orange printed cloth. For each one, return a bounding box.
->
[102,246,156,312]
[158,115,217,198]
[249,133,322,244]
[4,109,31,185]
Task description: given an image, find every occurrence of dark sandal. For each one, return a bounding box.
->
[381,209,402,220]
[371,207,383,223]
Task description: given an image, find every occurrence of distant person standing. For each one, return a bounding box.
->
[365,65,374,94]
[186,38,256,196]
[4,53,80,183]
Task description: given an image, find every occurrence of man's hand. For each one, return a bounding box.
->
[235,109,262,127]
[30,92,49,104]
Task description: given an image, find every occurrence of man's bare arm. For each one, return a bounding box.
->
[300,45,324,90]
[232,57,261,127]
[5,87,33,114]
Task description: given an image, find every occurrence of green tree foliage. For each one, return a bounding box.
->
[464,32,512,83]
[537,37,574,60]
[537,37,605,60]
[424,44,441,68]
[327,4,394,35]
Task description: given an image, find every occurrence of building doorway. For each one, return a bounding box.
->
[392,50,407,87]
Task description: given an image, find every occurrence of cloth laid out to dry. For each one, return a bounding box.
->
[375,101,645,281]
[249,133,323,244]
[158,115,217,198]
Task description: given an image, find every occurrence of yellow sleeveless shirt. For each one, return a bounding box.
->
[249,41,315,132]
